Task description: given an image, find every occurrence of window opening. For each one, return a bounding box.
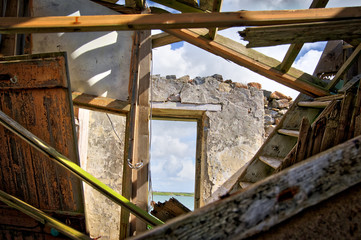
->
[150,119,197,211]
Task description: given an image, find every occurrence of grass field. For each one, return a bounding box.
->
[153,191,194,197]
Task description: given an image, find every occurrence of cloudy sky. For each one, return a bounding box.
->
[118,0,358,193]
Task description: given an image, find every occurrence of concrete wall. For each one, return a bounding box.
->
[32,0,133,101]
[152,74,265,204]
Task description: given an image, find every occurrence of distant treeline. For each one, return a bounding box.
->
[153,191,194,197]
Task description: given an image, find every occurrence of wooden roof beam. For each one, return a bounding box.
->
[151,0,205,13]
[1,7,361,33]
[240,19,361,48]
[164,28,329,96]
[279,0,329,72]
[208,0,223,40]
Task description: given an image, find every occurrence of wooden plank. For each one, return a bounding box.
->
[0,53,83,213]
[208,0,223,39]
[259,156,282,169]
[240,19,361,48]
[151,198,191,222]
[335,90,356,145]
[320,100,341,152]
[165,28,329,97]
[239,181,252,189]
[278,129,299,138]
[132,30,152,234]
[133,135,361,240]
[72,91,211,120]
[152,32,182,49]
[327,44,361,90]
[1,7,361,33]
[0,0,18,56]
[279,0,329,72]
[294,118,312,164]
[151,0,204,13]
[348,80,361,139]
[0,191,90,240]
[298,100,330,108]
[199,0,212,11]
[309,117,327,156]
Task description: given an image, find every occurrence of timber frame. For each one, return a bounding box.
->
[1,0,361,239]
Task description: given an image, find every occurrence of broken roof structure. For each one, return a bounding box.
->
[0,0,361,239]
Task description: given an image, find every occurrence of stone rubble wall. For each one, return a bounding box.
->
[263,90,293,138]
[152,74,266,204]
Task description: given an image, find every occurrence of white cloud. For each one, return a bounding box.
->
[292,50,323,75]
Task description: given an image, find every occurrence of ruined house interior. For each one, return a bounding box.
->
[0,0,361,239]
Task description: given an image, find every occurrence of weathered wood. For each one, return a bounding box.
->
[335,90,356,145]
[240,19,361,48]
[199,0,212,11]
[1,7,361,33]
[327,44,361,90]
[72,91,130,115]
[239,181,252,189]
[275,146,297,173]
[259,156,282,169]
[314,94,344,102]
[165,29,329,97]
[348,80,361,139]
[0,190,90,240]
[279,0,329,72]
[298,100,330,108]
[133,135,361,239]
[278,129,299,138]
[313,41,344,80]
[309,117,327,156]
[0,53,83,213]
[295,118,312,164]
[320,100,341,152]
[134,30,152,234]
[0,0,18,56]
[151,197,191,222]
[151,0,204,13]
[208,0,223,39]
[152,32,182,49]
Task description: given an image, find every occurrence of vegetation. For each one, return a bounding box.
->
[153,191,194,197]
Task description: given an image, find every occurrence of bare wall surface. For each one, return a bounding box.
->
[152,75,265,204]
[84,111,126,240]
[31,0,133,101]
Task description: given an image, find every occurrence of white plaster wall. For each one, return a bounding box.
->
[32,0,133,101]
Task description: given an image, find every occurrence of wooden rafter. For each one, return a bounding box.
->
[208,0,223,39]
[199,0,213,11]
[151,0,204,13]
[164,28,329,96]
[279,0,329,72]
[240,19,361,48]
[91,0,141,14]
[1,7,361,33]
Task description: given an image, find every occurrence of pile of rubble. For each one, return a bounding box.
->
[263,90,293,138]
